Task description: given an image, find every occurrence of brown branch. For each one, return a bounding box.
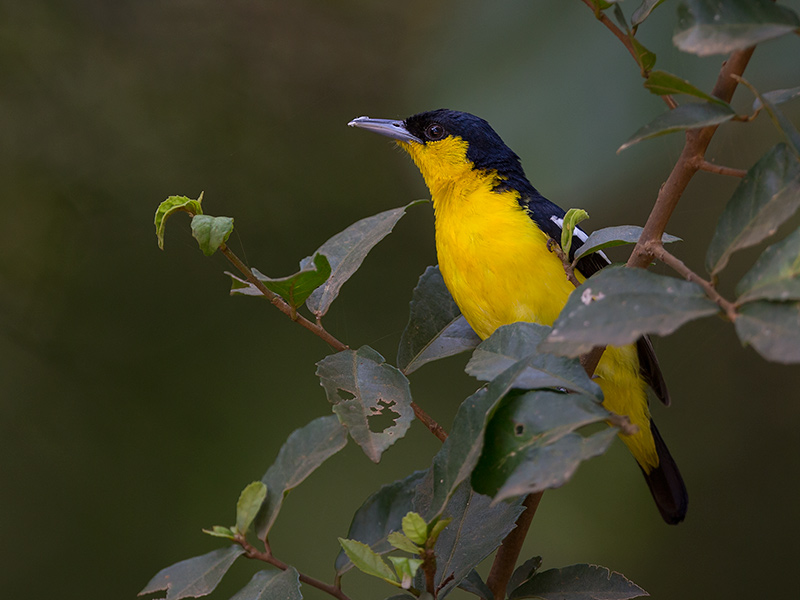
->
[695,159,747,178]
[236,535,351,600]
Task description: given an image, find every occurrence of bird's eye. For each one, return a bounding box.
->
[425,123,446,141]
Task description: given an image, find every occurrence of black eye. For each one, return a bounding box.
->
[425,123,446,141]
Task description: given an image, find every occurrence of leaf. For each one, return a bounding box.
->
[572,226,681,262]
[632,0,667,26]
[432,484,526,599]
[644,70,730,107]
[229,254,331,309]
[236,481,267,535]
[734,300,800,363]
[507,557,544,598]
[508,563,647,600]
[631,37,657,73]
[338,538,398,584]
[401,512,428,546]
[753,86,800,112]
[426,517,451,545]
[191,215,234,257]
[458,570,494,600]
[736,226,800,303]
[387,531,422,554]
[674,0,800,57]
[316,346,414,463]
[705,143,800,276]
[155,193,204,250]
[741,78,800,157]
[561,209,590,257]
[335,470,427,575]
[139,545,245,600]
[229,569,302,600]
[471,390,616,502]
[465,322,603,402]
[618,102,736,152]
[541,266,718,357]
[255,415,348,539]
[303,200,426,317]
[201,525,236,540]
[388,557,423,590]
[397,265,481,374]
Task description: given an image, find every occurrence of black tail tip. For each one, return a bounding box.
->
[642,421,688,525]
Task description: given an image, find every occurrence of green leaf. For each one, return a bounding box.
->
[388,557,423,590]
[397,265,481,374]
[736,226,800,303]
[705,144,800,276]
[255,415,348,539]
[191,215,234,257]
[734,300,800,363]
[472,390,616,502]
[753,86,800,112]
[338,538,398,584]
[228,254,331,309]
[573,226,681,262]
[229,569,302,600]
[541,266,719,357]
[618,102,736,152]
[508,563,647,600]
[335,470,427,575]
[741,79,800,157]
[426,517,451,546]
[401,512,428,546]
[674,0,800,57]
[139,545,245,600]
[155,193,204,250]
[644,70,731,107]
[316,346,414,463]
[303,200,426,318]
[561,209,590,257]
[387,531,422,554]
[631,37,657,73]
[632,0,667,26]
[507,557,543,598]
[465,322,603,402]
[236,481,267,535]
[201,525,236,540]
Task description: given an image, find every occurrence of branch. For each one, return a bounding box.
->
[236,535,351,600]
[695,159,747,178]
[219,242,447,441]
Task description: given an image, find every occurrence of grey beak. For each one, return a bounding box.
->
[347,116,422,144]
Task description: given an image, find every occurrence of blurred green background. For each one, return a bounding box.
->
[2,1,800,599]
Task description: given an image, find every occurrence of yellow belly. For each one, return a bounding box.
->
[433,185,658,470]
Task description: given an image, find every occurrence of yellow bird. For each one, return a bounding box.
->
[349,109,687,524]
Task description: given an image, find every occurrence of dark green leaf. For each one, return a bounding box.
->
[541,266,719,357]
[155,193,204,250]
[228,254,331,309]
[236,481,267,535]
[139,545,245,600]
[743,79,800,156]
[465,322,603,402]
[338,538,398,583]
[335,470,427,575]
[734,300,800,363]
[753,86,800,112]
[255,415,348,539]
[458,569,494,600]
[618,102,736,152]
[674,0,800,57]
[433,484,525,599]
[736,226,800,303]
[706,144,800,275]
[191,215,234,257]
[507,557,543,598]
[229,569,302,600]
[573,226,681,262]
[472,391,616,502]
[303,200,426,317]
[508,563,647,600]
[644,70,730,106]
[632,0,667,26]
[631,38,657,73]
[316,346,414,463]
[397,265,481,374]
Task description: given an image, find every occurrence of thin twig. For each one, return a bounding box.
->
[695,159,747,178]
[236,535,351,600]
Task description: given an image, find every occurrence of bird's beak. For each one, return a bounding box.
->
[347,116,422,144]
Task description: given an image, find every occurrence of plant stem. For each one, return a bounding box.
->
[696,159,747,178]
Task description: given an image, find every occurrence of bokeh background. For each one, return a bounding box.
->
[3,1,800,599]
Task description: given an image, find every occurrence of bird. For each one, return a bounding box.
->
[348,109,688,524]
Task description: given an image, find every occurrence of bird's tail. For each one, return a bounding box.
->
[640,420,688,524]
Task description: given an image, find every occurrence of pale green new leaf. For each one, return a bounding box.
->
[191,215,234,257]
[561,209,590,257]
[139,545,245,600]
[155,193,204,250]
[236,481,267,535]
[338,538,398,583]
[401,512,428,546]
[387,531,422,554]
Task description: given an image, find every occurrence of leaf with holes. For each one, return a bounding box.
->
[508,563,647,600]
[674,0,800,57]
[255,415,348,539]
[397,265,481,374]
[139,545,245,600]
[229,569,302,600]
[316,346,414,463]
[572,226,681,263]
[472,390,615,502]
[734,300,800,364]
[736,226,800,303]
[706,143,800,276]
[541,266,719,357]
